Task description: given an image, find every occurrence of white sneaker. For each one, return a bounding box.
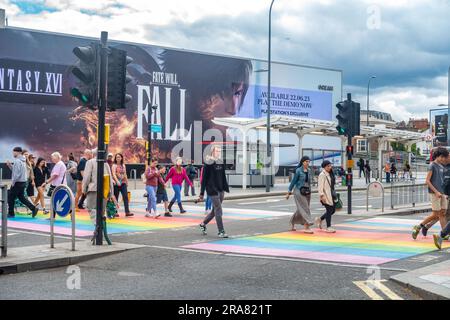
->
[154,212,161,219]
[303,228,314,234]
[145,213,152,218]
[325,228,336,233]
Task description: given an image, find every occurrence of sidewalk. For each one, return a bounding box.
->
[0,240,145,275]
[129,176,427,204]
[391,260,450,299]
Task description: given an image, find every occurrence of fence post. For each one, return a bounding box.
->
[1,185,8,258]
[412,178,416,208]
[391,179,394,210]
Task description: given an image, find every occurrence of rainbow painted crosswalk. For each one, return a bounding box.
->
[183,217,450,266]
[7,204,290,237]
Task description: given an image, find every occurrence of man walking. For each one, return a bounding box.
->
[75,149,92,210]
[198,146,230,238]
[184,160,197,197]
[358,158,365,178]
[7,147,38,218]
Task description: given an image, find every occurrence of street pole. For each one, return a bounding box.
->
[266,0,275,193]
[447,66,450,147]
[147,105,157,165]
[95,31,108,246]
[347,93,353,215]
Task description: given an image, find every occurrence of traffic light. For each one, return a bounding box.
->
[336,98,361,137]
[346,173,353,187]
[346,145,354,156]
[107,47,133,111]
[336,100,351,136]
[71,43,99,109]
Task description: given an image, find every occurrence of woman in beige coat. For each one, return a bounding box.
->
[316,160,337,233]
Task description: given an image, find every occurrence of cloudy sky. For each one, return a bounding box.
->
[1,0,449,122]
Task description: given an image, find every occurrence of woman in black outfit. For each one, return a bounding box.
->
[33,157,50,214]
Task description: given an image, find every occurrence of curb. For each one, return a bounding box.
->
[0,246,141,275]
[390,277,447,300]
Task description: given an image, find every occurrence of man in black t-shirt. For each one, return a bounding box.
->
[75,149,92,210]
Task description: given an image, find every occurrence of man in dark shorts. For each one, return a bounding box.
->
[156,166,171,217]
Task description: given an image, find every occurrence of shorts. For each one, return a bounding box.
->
[430,193,449,211]
[157,191,168,204]
[26,182,34,197]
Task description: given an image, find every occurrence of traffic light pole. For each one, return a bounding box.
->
[95,31,108,246]
[347,135,352,215]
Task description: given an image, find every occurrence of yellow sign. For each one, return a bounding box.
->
[347,160,355,168]
[103,174,110,199]
[96,124,111,145]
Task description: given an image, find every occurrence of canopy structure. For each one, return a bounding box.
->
[213,116,427,190]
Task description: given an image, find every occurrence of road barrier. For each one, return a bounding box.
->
[366,181,385,213]
[390,179,428,210]
[50,185,76,251]
[1,184,7,257]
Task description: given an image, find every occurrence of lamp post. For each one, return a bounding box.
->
[366,76,376,127]
[147,105,158,165]
[266,0,275,193]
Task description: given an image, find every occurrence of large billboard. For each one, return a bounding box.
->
[430,108,448,147]
[0,27,342,164]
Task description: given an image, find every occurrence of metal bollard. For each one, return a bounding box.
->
[1,185,7,258]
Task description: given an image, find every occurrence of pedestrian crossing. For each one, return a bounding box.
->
[183,217,450,266]
[6,204,291,237]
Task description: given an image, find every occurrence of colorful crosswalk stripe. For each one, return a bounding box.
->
[183,217,450,265]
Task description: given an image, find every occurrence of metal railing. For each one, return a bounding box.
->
[0,168,3,184]
[1,184,7,258]
[389,180,428,210]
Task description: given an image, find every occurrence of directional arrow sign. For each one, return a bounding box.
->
[51,186,74,218]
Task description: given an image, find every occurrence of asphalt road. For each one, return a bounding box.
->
[3,202,447,300]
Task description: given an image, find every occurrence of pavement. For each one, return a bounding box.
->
[391,260,450,299]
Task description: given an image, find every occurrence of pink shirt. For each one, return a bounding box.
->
[165,167,192,187]
[145,167,165,187]
[51,161,67,186]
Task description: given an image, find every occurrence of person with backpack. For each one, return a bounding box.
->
[286,156,314,233]
[316,160,337,233]
[184,160,197,197]
[412,147,450,240]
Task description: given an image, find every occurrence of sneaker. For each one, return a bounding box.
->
[433,234,443,250]
[145,213,152,218]
[199,224,207,235]
[443,235,450,241]
[422,227,429,237]
[412,225,421,240]
[325,228,336,234]
[164,212,173,217]
[32,207,39,218]
[303,228,314,234]
[218,231,229,238]
[154,213,161,219]
[125,213,134,217]
[43,209,50,215]
[315,217,323,230]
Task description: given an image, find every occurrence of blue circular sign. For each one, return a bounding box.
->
[52,187,73,218]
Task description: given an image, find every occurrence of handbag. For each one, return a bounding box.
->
[300,186,311,196]
[47,185,56,197]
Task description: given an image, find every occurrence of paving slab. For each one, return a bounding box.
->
[391,260,450,299]
[0,241,145,275]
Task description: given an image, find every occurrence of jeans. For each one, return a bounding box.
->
[171,184,182,204]
[146,185,157,213]
[386,172,391,183]
[320,203,336,228]
[8,182,36,215]
[114,183,130,214]
[203,192,225,232]
[184,180,196,196]
[205,196,212,211]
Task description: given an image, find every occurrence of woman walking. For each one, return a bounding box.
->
[145,157,165,218]
[112,153,134,218]
[33,158,50,214]
[165,157,193,214]
[23,151,36,204]
[198,145,230,238]
[316,160,337,233]
[286,156,314,233]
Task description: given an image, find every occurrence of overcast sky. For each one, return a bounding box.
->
[1,0,449,122]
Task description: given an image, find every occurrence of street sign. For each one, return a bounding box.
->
[51,186,73,218]
[150,124,162,133]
